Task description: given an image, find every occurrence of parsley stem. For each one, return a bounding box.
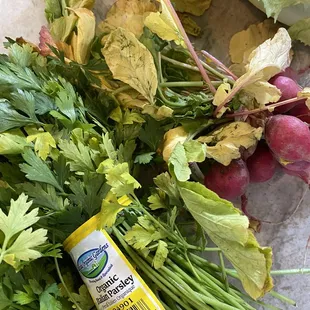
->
[112,227,194,310]
[269,291,296,306]
[160,81,222,88]
[271,268,310,275]
[218,251,230,293]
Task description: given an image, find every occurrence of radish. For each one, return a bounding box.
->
[265,115,310,162]
[273,67,298,81]
[204,159,249,200]
[282,161,310,184]
[288,102,310,124]
[246,142,278,183]
[269,76,302,113]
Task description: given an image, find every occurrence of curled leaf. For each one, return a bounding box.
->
[50,15,78,42]
[102,28,158,103]
[70,8,96,64]
[97,0,157,37]
[172,0,212,16]
[213,82,231,117]
[144,0,185,47]
[229,19,279,64]
[162,126,188,162]
[198,122,262,166]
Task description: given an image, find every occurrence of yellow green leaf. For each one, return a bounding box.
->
[97,0,157,38]
[229,19,279,64]
[153,240,168,269]
[67,0,95,9]
[162,126,188,162]
[298,87,310,109]
[288,17,310,46]
[198,122,262,166]
[212,82,231,117]
[102,28,158,103]
[70,8,96,64]
[178,13,201,36]
[144,0,185,47]
[26,129,56,160]
[173,0,212,16]
[50,15,78,42]
[0,130,29,155]
[179,181,273,299]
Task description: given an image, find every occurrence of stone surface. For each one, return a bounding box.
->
[1,0,309,309]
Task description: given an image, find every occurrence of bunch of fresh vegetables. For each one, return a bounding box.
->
[0,0,309,309]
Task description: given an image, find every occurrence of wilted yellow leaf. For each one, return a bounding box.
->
[144,0,185,47]
[213,82,231,117]
[117,91,173,120]
[102,28,158,103]
[97,0,157,38]
[198,122,262,166]
[178,13,201,37]
[173,0,212,16]
[225,28,291,109]
[230,19,279,64]
[70,8,96,64]
[67,0,95,9]
[244,81,281,107]
[162,126,188,162]
[298,87,310,109]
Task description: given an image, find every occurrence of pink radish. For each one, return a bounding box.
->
[265,115,310,162]
[288,102,310,124]
[204,159,249,200]
[246,142,278,183]
[282,161,310,184]
[269,76,302,113]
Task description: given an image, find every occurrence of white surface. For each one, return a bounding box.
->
[249,0,310,26]
[0,0,46,53]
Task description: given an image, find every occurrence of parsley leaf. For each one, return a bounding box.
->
[153,240,168,270]
[0,100,40,133]
[20,148,63,192]
[0,194,47,269]
[134,152,155,165]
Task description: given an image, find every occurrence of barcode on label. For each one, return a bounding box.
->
[128,299,151,310]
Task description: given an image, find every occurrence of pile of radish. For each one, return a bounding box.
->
[203,71,310,203]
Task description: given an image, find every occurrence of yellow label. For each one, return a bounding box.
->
[65,214,164,310]
[108,287,157,310]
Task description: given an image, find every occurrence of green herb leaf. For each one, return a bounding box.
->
[168,143,191,182]
[259,0,308,20]
[20,148,63,192]
[179,181,273,299]
[0,101,39,133]
[153,240,168,269]
[147,191,167,210]
[58,139,95,172]
[0,130,30,155]
[134,152,155,165]
[288,17,310,45]
[0,193,48,269]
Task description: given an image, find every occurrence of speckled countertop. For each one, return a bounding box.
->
[1,0,310,309]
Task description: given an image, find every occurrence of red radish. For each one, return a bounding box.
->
[273,67,298,81]
[269,76,302,113]
[246,142,278,183]
[265,115,310,162]
[288,102,310,124]
[282,161,310,184]
[204,159,249,200]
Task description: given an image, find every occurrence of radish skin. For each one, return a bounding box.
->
[265,115,310,162]
[204,159,249,200]
[246,142,278,183]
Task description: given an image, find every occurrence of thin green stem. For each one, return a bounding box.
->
[112,227,194,310]
[200,60,235,85]
[161,54,199,71]
[269,291,296,306]
[271,268,310,275]
[218,251,230,293]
